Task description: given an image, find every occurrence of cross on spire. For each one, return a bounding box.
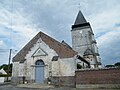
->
[78,3,81,10]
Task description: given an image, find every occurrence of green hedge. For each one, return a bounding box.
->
[0,74,11,77]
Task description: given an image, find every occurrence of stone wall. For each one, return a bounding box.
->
[75,68,120,88]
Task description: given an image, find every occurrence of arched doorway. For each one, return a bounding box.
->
[35,59,44,83]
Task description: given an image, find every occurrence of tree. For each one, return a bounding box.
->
[105,65,114,68]
[0,63,13,74]
[114,62,120,68]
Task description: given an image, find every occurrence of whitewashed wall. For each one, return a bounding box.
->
[12,38,76,82]
[24,38,58,80]
[71,28,92,56]
[52,61,60,76]
[59,58,76,76]
[0,77,4,83]
[12,62,19,77]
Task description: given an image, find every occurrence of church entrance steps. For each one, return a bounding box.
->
[17,83,54,89]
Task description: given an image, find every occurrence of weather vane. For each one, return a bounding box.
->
[78,2,80,10]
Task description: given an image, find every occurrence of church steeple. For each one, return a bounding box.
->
[71,10,101,68]
[74,10,87,25]
[72,10,90,29]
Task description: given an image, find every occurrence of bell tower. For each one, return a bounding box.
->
[71,10,101,68]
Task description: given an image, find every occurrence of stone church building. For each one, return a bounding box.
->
[12,10,101,84]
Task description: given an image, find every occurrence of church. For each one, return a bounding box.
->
[12,10,101,85]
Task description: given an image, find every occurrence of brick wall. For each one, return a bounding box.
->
[75,68,120,84]
[51,76,75,87]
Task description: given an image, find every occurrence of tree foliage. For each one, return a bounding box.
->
[114,62,120,68]
[0,74,11,77]
[105,65,114,68]
[0,63,12,74]
[105,62,120,68]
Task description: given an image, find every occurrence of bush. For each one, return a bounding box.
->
[0,74,11,77]
[114,62,120,67]
[105,65,115,68]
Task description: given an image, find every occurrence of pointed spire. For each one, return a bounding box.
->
[74,10,87,25]
[84,48,93,55]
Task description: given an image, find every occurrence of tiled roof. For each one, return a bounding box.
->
[61,40,72,49]
[13,32,77,62]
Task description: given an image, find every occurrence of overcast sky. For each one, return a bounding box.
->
[0,0,120,66]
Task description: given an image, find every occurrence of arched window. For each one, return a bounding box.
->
[35,59,44,66]
[77,63,82,69]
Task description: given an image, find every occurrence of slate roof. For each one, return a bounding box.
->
[72,10,90,29]
[74,10,87,25]
[84,48,93,55]
[13,32,77,62]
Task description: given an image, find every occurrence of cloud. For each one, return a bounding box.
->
[0,41,5,48]
[0,0,120,65]
[75,0,120,65]
[0,40,9,65]
[0,0,40,65]
[84,1,120,65]
[97,27,120,64]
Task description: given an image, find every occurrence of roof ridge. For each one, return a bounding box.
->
[13,31,77,62]
[40,32,76,53]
